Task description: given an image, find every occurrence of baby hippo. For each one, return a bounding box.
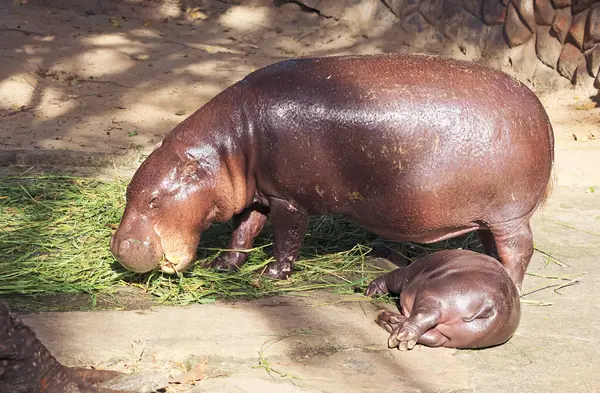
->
[366,249,521,350]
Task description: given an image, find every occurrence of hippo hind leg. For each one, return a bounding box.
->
[485,217,534,290]
[376,309,407,335]
[380,297,442,351]
[377,310,449,348]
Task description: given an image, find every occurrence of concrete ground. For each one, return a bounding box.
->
[2,1,600,392]
[19,182,600,393]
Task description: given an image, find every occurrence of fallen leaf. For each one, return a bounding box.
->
[199,44,238,54]
[134,54,149,61]
[143,20,151,27]
[109,17,121,28]
[169,360,206,385]
[575,102,597,110]
[175,109,186,116]
[187,8,208,20]
[587,186,596,194]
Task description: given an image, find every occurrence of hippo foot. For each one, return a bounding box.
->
[365,275,389,297]
[261,261,293,280]
[376,310,419,351]
[207,251,247,272]
[376,309,407,333]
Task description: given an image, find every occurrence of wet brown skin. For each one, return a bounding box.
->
[110,53,554,289]
[366,249,521,350]
[0,303,138,393]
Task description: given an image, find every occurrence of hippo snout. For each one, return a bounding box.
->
[110,234,162,273]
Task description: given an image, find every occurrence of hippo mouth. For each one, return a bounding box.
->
[158,254,194,274]
[159,259,179,274]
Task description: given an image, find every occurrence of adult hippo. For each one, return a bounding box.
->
[110,53,554,289]
[366,249,521,350]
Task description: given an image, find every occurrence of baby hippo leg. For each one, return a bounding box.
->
[377,297,443,351]
[377,310,449,348]
[365,268,405,297]
[375,309,407,334]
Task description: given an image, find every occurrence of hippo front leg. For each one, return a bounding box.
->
[365,268,407,297]
[262,198,309,280]
[209,203,269,271]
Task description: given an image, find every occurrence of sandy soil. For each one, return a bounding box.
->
[2,0,593,156]
[1,1,600,392]
[1,0,374,155]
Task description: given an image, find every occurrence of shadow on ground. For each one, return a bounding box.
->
[1,0,383,154]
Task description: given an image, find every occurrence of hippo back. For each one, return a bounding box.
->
[239,54,553,233]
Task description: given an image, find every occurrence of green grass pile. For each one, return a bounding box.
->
[0,174,483,306]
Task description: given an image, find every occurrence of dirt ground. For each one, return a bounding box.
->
[1,0,600,392]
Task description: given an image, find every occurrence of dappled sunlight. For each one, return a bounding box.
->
[219,5,273,32]
[1,0,378,153]
[157,1,184,19]
[172,59,251,82]
[1,0,585,155]
[127,27,165,39]
[75,48,137,76]
[15,43,54,55]
[0,73,35,110]
[80,33,134,47]
[1,4,598,391]
[119,78,224,111]
[37,86,76,118]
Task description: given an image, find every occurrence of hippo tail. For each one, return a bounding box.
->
[540,168,557,208]
[540,121,556,209]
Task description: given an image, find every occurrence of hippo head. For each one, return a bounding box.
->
[110,140,221,274]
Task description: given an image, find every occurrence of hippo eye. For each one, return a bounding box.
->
[148,197,160,209]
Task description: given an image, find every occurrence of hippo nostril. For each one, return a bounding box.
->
[109,235,161,273]
[115,238,152,258]
[119,239,133,255]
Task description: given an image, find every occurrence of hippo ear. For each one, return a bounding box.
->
[152,139,164,152]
